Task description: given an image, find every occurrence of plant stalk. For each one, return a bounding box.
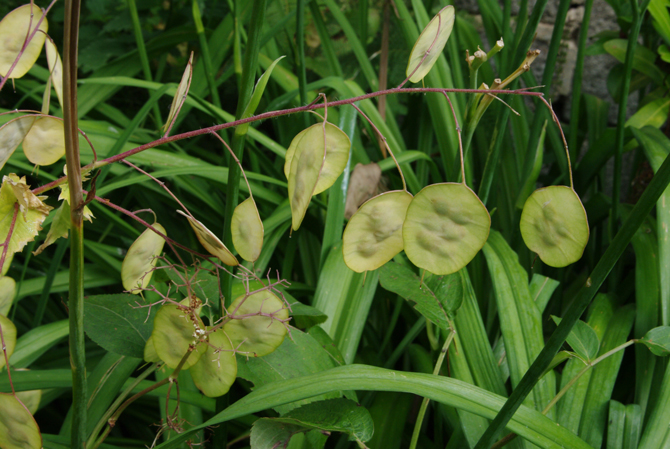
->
[409,329,455,449]
[610,0,651,239]
[63,0,86,446]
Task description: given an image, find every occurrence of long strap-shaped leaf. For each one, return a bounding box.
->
[153,365,591,449]
[473,150,670,448]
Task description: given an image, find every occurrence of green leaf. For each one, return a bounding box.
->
[250,399,373,448]
[403,183,490,275]
[0,174,53,257]
[0,392,41,449]
[603,39,665,85]
[154,365,594,449]
[289,301,327,330]
[33,201,70,256]
[424,271,464,318]
[640,326,670,356]
[236,55,285,136]
[85,294,157,359]
[379,262,450,331]
[520,186,589,267]
[236,328,341,414]
[551,316,600,361]
[0,4,48,79]
[10,319,68,369]
[626,97,670,129]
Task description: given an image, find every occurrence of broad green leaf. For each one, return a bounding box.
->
[406,6,455,83]
[154,365,594,449]
[289,301,327,330]
[403,183,490,275]
[640,326,670,356]
[0,174,52,257]
[163,52,193,135]
[520,186,589,267]
[15,389,40,415]
[190,327,237,397]
[250,399,374,448]
[287,123,351,230]
[151,301,205,369]
[231,197,263,263]
[603,39,665,86]
[659,44,670,63]
[10,319,68,369]
[343,191,412,273]
[21,116,65,166]
[0,315,17,370]
[236,55,285,136]
[0,116,36,170]
[379,262,450,331]
[121,223,166,293]
[543,351,575,377]
[649,0,670,45]
[58,178,94,222]
[236,328,342,414]
[33,200,70,256]
[0,4,48,78]
[177,210,238,266]
[552,316,600,361]
[0,392,41,449]
[250,419,304,449]
[0,276,15,316]
[84,294,157,359]
[626,97,670,129]
[424,271,464,318]
[44,37,63,108]
[224,290,288,357]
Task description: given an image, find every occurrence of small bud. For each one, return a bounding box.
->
[486,38,505,60]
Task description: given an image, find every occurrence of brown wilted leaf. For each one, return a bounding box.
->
[345,163,383,219]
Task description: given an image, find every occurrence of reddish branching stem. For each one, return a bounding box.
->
[31,86,545,196]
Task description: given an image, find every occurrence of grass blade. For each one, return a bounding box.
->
[473,143,670,449]
[153,365,593,449]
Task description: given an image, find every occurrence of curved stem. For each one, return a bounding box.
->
[93,351,192,449]
[537,95,573,189]
[211,132,256,205]
[32,87,546,197]
[350,103,407,192]
[86,363,160,449]
[442,92,465,184]
[491,339,637,449]
[409,327,456,449]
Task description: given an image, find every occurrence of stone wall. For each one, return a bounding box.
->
[453,0,622,121]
